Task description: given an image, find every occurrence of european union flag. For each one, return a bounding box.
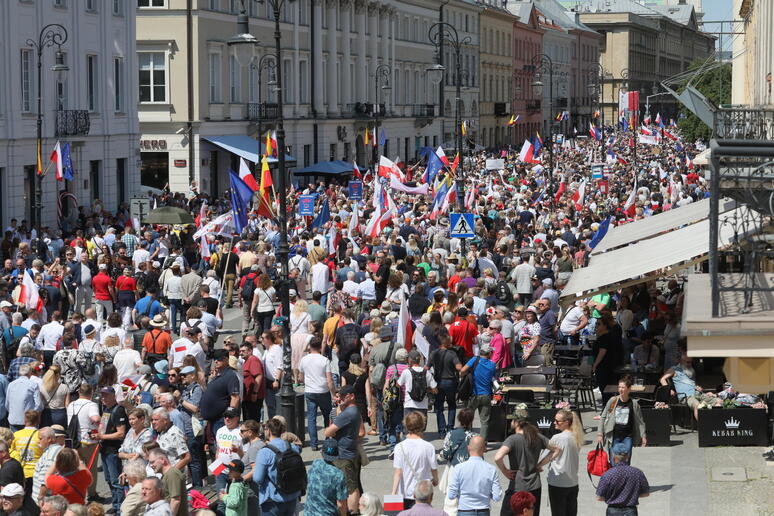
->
[229,169,255,234]
[424,151,443,184]
[62,142,74,181]
[311,199,330,230]
[589,216,611,249]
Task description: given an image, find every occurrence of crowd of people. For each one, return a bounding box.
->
[0,128,706,516]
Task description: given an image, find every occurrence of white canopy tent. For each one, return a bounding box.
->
[562,206,762,301]
[591,197,737,254]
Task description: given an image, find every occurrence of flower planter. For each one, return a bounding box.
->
[641,408,671,446]
[697,407,768,447]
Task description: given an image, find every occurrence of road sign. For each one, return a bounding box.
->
[449,213,475,238]
[130,197,151,223]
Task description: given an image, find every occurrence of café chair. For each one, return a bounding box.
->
[524,354,545,367]
[506,390,535,404]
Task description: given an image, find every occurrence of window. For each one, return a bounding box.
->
[54,0,66,7]
[87,55,98,111]
[248,65,257,103]
[209,53,222,102]
[20,49,32,113]
[117,158,127,205]
[209,0,219,10]
[229,55,241,102]
[86,0,97,11]
[114,57,124,112]
[138,52,166,102]
[113,0,123,15]
[89,160,101,202]
[230,0,238,13]
[56,52,68,110]
[329,144,337,161]
[284,59,293,103]
[138,0,165,6]
[299,60,308,103]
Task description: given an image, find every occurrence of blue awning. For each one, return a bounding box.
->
[293,160,365,176]
[201,135,295,164]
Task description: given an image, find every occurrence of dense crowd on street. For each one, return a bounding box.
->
[0,127,709,516]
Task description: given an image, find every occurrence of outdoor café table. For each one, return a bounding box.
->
[614,365,663,385]
[604,384,656,398]
[502,384,554,394]
[506,366,557,377]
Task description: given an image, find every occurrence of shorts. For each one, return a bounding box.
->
[686,394,701,411]
[333,457,360,493]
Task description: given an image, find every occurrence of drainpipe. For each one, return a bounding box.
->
[187,0,195,185]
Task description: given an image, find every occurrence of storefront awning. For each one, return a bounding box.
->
[561,206,762,300]
[591,197,736,254]
[201,135,295,164]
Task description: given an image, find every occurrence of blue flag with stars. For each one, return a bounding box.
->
[62,142,74,181]
[229,168,255,234]
[589,216,611,249]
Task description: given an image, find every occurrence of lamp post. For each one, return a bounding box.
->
[587,63,607,153]
[531,53,554,208]
[27,24,68,229]
[251,53,277,157]
[511,81,522,149]
[372,64,392,168]
[428,22,470,216]
[230,0,297,433]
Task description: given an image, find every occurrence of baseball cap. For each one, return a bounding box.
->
[339,385,355,397]
[611,442,630,456]
[223,407,240,419]
[0,483,24,498]
[212,349,229,361]
[289,289,298,298]
[138,365,153,375]
[0,301,13,309]
[98,263,107,270]
[180,365,196,375]
[152,261,161,269]
[321,438,339,462]
[379,326,394,340]
[154,360,169,374]
[83,324,96,336]
[51,425,67,437]
[100,386,116,395]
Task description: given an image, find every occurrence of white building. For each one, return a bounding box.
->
[0,0,140,228]
[137,0,446,196]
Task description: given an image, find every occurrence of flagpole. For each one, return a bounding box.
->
[218,235,237,307]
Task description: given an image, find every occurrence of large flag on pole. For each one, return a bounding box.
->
[18,270,42,312]
[589,216,611,249]
[50,141,64,181]
[229,169,255,234]
[623,179,638,217]
[256,156,274,218]
[238,157,259,191]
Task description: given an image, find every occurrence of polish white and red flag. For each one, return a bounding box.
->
[238,157,260,191]
[18,270,43,312]
[435,146,450,167]
[50,141,64,181]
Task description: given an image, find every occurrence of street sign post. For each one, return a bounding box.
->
[449,213,475,238]
[130,197,151,224]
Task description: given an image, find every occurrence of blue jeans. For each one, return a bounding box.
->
[187,434,205,487]
[609,436,633,465]
[215,472,229,492]
[101,450,124,512]
[435,379,458,436]
[168,298,182,333]
[606,507,638,516]
[374,391,387,442]
[459,511,491,516]
[305,392,332,448]
[261,499,297,516]
[387,407,404,448]
[266,383,278,419]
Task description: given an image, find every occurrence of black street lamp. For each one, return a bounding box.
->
[230,0,297,433]
[428,22,470,215]
[587,63,607,152]
[372,64,392,167]
[531,53,554,208]
[251,53,277,157]
[511,81,522,148]
[27,24,68,229]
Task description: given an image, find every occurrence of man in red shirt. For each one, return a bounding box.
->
[92,263,115,324]
[449,307,478,358]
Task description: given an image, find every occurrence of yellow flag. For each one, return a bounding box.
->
[461,121,467,137]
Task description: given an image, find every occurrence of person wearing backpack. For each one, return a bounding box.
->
[459,345,497,441]
[238,264,260,336]
[397,350,437,421]
[253,417,305,516]
[324,384,366,514]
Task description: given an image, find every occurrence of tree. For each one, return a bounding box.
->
[677,59,732,142]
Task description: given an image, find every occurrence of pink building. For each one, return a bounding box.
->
[511,3,545,145]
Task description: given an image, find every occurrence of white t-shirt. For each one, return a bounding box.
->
[113,348,142,380]
[215,425,243,464]
[39,321,64,352]
[298,353,331,394]
[559,306,585,334]
[397,366,437,410]
[311,262,330,295]
[132,249,151,269]
[264,344,284,381]
[547,430,579,488]
[393,438,438,499]
[66,398,100,443]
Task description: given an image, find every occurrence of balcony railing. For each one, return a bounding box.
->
[247,102,279,121]
[55,110,90,137]
[411,104,435,118]
[714,107,774,140]
[343,102,386,118]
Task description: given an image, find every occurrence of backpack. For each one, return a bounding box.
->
[78,350,97,377]
[457,357,480,403]
[66,402,87,449]
[335,323,361,367]
[382,365,402,414]
[4,330,24,366]
[369,340,395,390]
[264,442,307,495]
[241,273,257,302]
[495,280,514,305]
[408,367,427,402]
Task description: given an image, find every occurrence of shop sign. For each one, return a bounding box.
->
[140,139,168,150]
[174,160,187,168]
[697,409,768,447]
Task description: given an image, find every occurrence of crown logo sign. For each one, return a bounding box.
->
[724,417,741,429]
[537,417,552,429]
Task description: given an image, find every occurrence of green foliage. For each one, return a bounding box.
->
[677,60,732,142]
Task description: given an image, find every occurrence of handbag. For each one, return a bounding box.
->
[586,444,610,487]
[457,357,480,402]
[438,464,452,493]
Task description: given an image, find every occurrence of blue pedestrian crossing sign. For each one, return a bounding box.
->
[449,213,475,238]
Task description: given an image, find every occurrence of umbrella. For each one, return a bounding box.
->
[144,207,195,225]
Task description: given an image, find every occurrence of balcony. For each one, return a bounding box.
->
[344,102,386,118]
[411,104,435,118]
[714,107,774,140]
[247,102,279,121]
[526,101,541,114]
[55,110,90,137]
